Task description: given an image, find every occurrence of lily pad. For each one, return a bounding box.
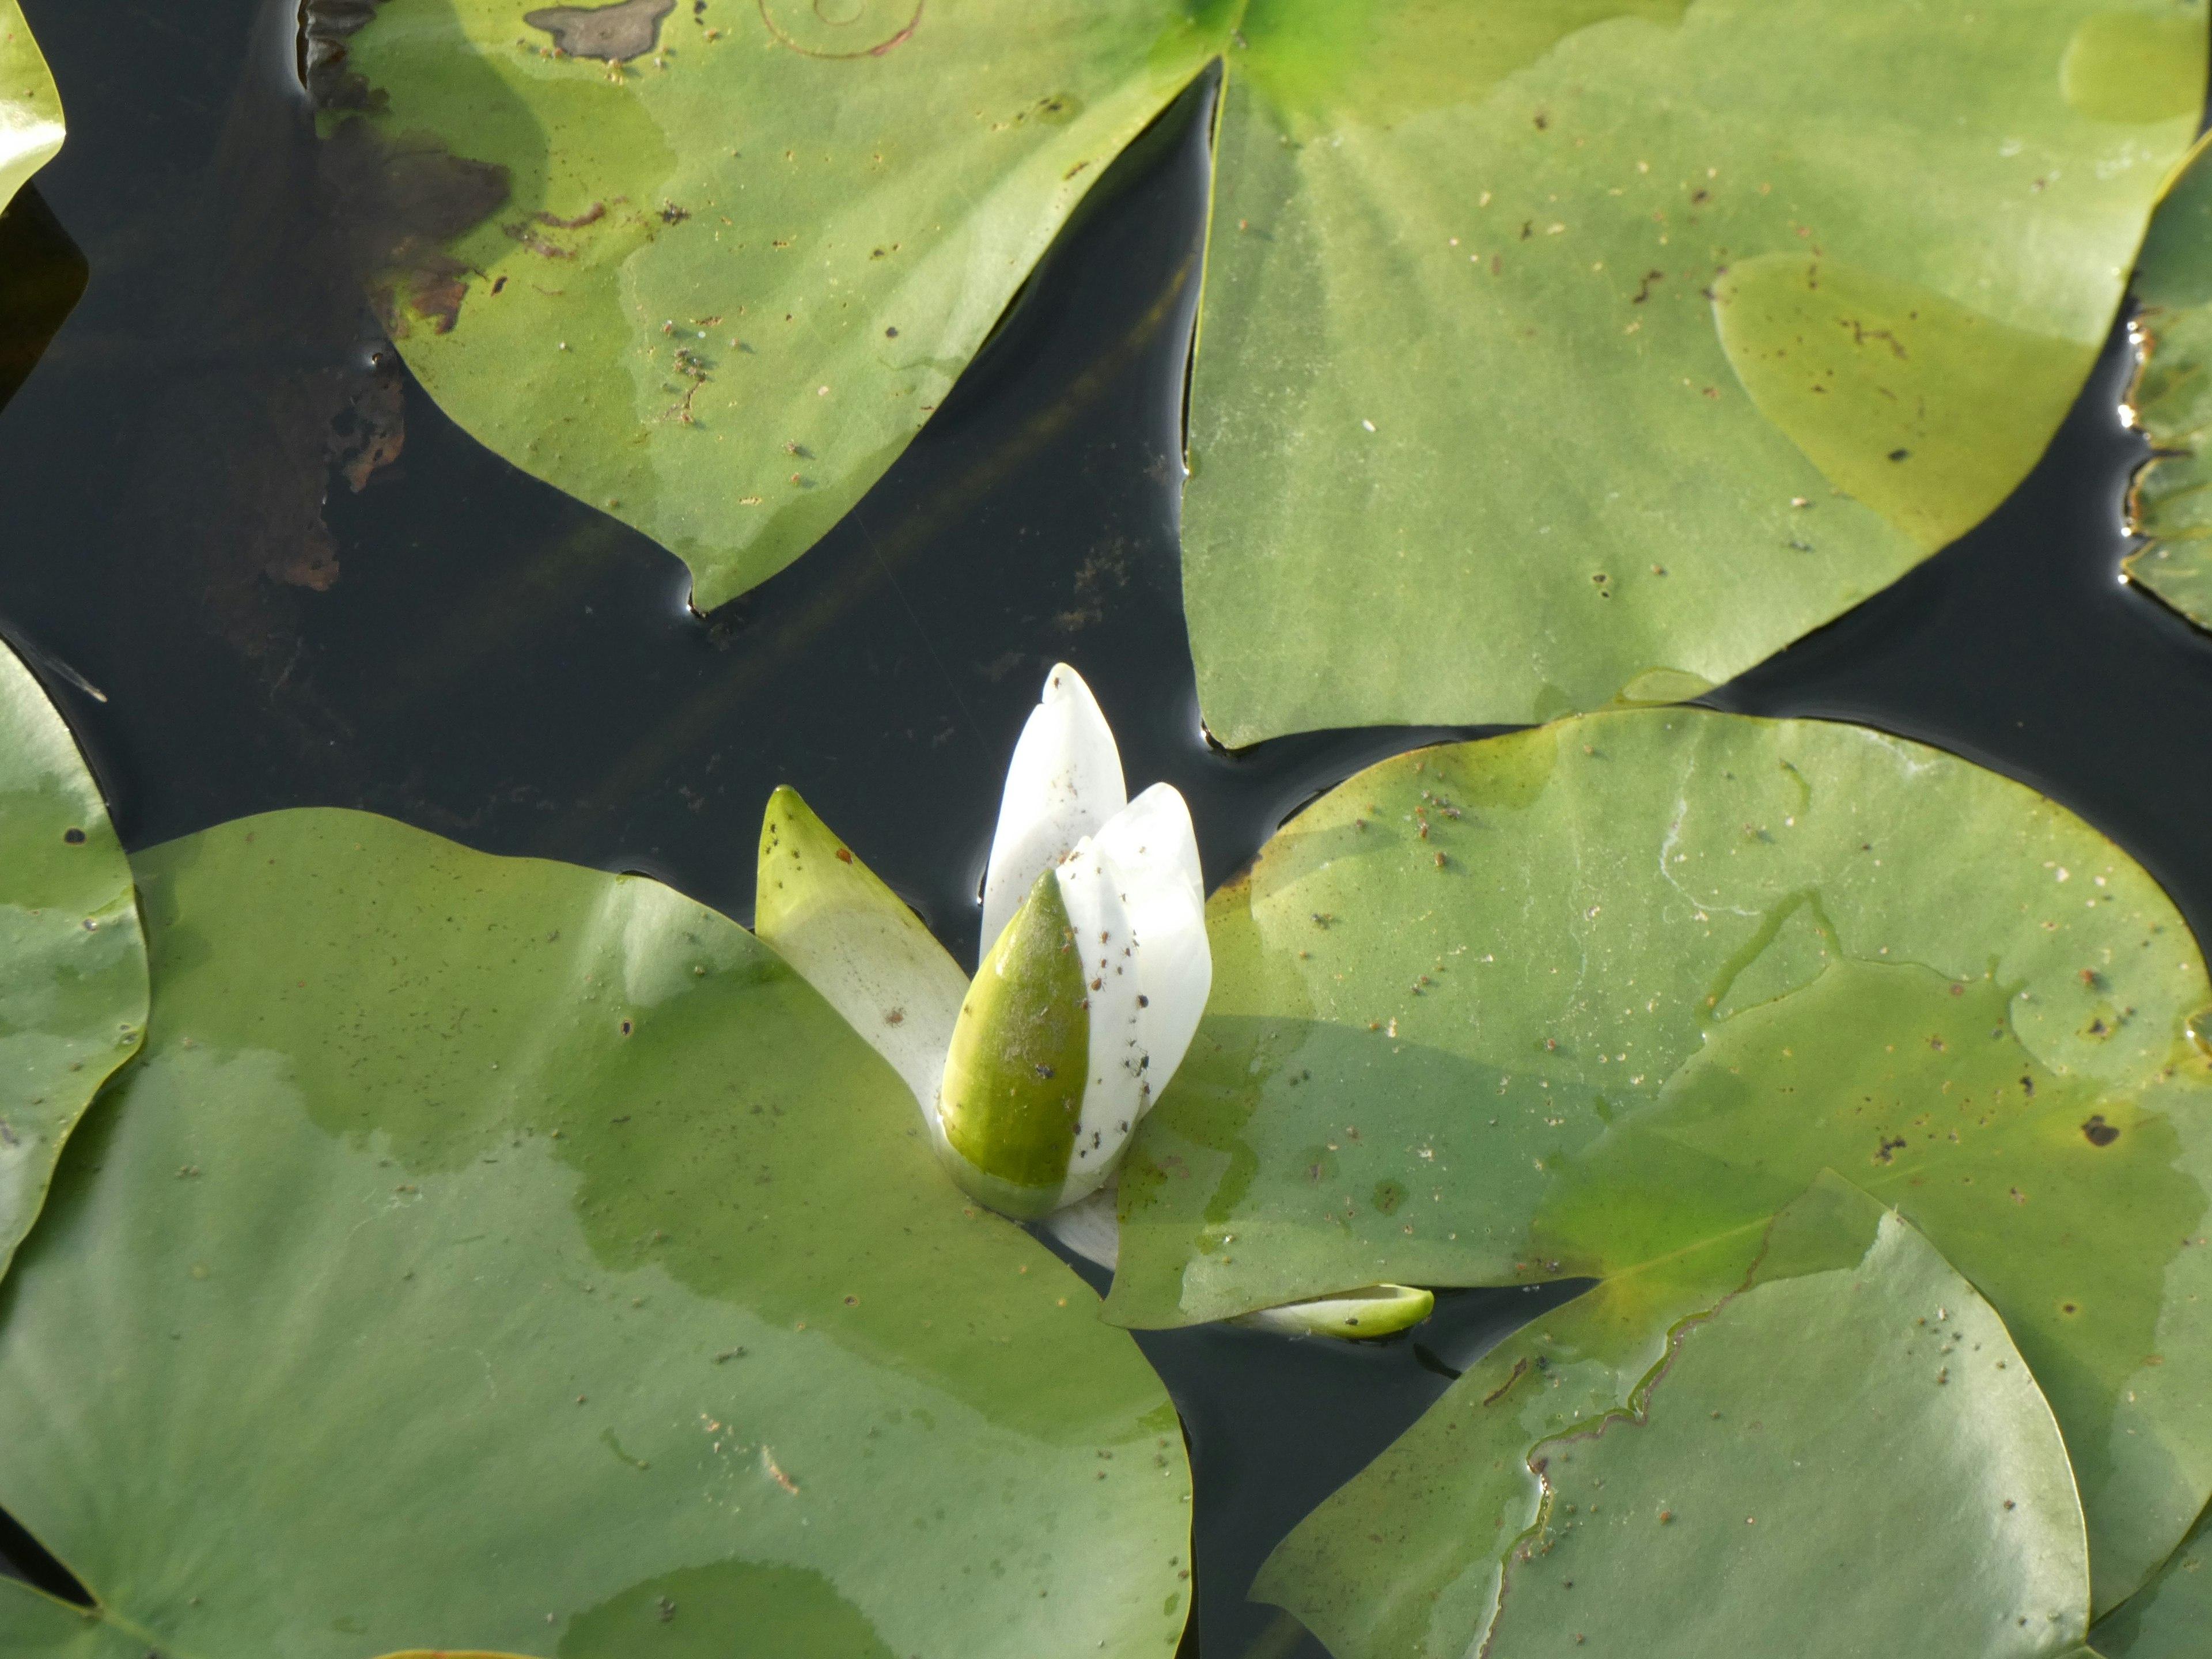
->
[329,0,1223,609]
[0,809,1191,1657]
[2122,132,2212,631]
[0,637,143,1283]
[1182,0,2203,739]
[1107,708,2212,1611]
[0,1,63,217]
[2092,1500,2212,1657]
[1262,1175,2093,1659]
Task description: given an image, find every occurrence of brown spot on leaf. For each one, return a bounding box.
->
[524,0,677,61]
[2082,1115,2120,1147]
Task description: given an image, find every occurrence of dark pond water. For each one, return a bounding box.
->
[3,3,2211,1654]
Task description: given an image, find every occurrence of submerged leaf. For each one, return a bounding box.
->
[0,638,143,1284]
[0,810,1190,1658]
[1109,709,2212,1611]
[2122,133,2212,631]
[2093,1499,2212,1657]
[1182,0,2202,738]
[0,1,63,217]
[1263,1176,2092,1659]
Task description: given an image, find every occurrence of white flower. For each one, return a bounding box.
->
[755,664,1433,1338]
[755,664,1210,1228]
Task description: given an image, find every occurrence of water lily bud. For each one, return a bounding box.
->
[936,868,1092,1219]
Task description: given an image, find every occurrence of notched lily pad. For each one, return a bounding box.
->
[1262,1176,2093,1659]
[0,809,1190,1658]
[331,0,1224,610]
[1111,708,2212,1612]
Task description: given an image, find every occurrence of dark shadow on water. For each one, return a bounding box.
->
[0,184,86,416]
[0,1501,90,1605]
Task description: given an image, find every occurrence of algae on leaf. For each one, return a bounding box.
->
[2123,132,2212,631]
[1264,1176,2092,1659]
[1108,708,2212,1613]
[0,810,1190,1659]
[332,0,1226,610]
[0,0,63,217]
[0,637,144,1285]
[1183,0,2203,739]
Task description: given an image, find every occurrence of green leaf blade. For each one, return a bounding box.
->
[1263,1178,2093,1659]
[0,639,145,1285]
[0,1,64,217]
[1109,708,2212,1611]
[0,809,1190,1658]
[1183,0,2203,739]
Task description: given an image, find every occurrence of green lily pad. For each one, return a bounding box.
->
[1262,1175,2093,1659]
[2092,1500,2212,1657]
[0,1,63,217]
[329,0,1223,609]
[1183,0,2203,739]
[1107,708,2212,1611]
[0,638,143,1283]
[2122,132,2212,631]
[0,809,1191,1657]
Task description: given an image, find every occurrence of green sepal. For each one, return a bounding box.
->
[939,868,1090,1217]
[753,785,969,1132]
[1236,1284,1435,1341]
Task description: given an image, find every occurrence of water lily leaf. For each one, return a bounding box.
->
[331,0,1223,610]
[1107,708,2212,1611]
[2092,1499,2212,1657]
[0,809,1191,1657]
[1261,1175,2092,1659]
[2122,133,2212,631]
[1181,0,2203,740]
[0,1,63,217]
[0,638,143,1283]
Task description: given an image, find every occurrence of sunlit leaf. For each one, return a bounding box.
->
[1107,708,2212,1611]
[1263,1175,2092,1659]
[0,0,63,217]
[1181,0,2204,738]
[2122,132,2212,631]
[0,638,143,1283]
[0,809,1191,1658]
[329,0,1224,610]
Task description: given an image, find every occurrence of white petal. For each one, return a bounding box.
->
[1051,843,1145,1207]
[1092,784,1211,1120]
[1042,1181,1120,1271]
[980,664,1124,957]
